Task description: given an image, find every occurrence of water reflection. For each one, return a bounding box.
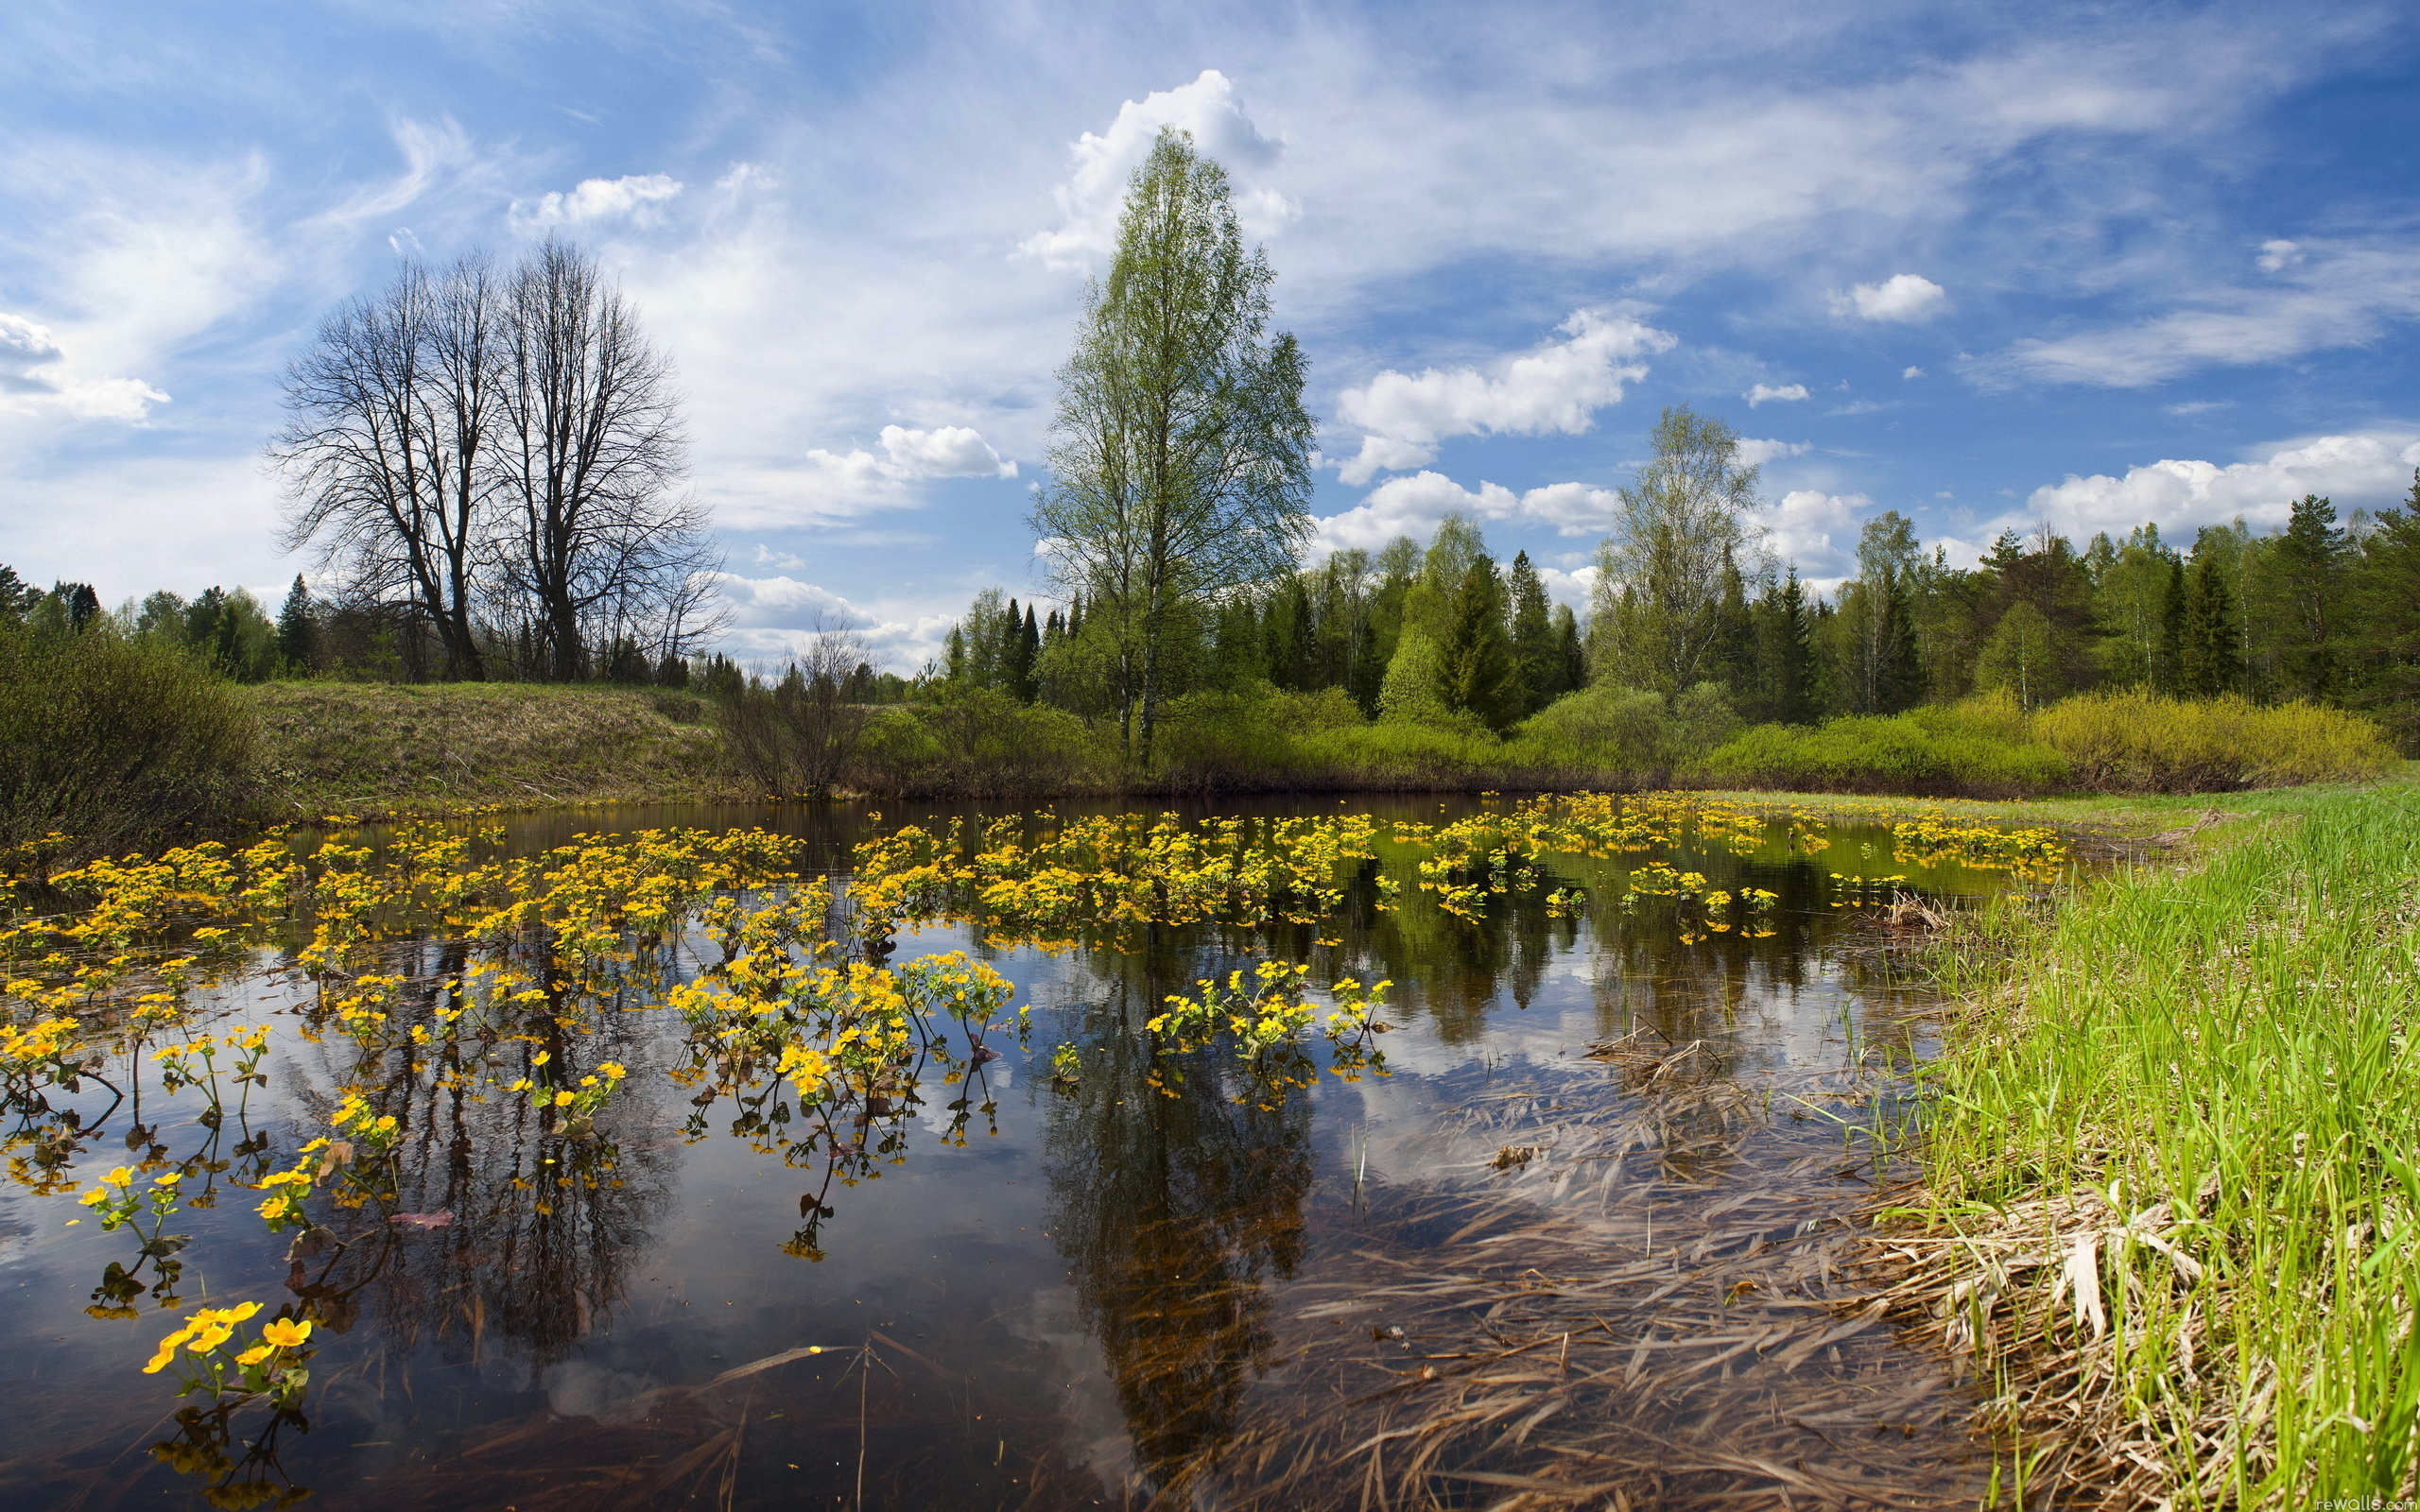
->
[1043,966,1314,1496]
[0,797,2059,1510]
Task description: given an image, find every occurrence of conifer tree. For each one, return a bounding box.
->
[1505,551,1557,715]
[276,576,318,672]
[2180,552,2240,696]
[1439,559,1518,731]
[1551,604,1586,698]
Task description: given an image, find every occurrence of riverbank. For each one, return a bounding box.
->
[247,681,750,818]
[1871,770,2420,1505]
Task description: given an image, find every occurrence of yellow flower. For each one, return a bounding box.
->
[234,1345,274,1366]
[553,1090,574,1108]
[153,1171,182,1186]
[260,1317,312,1349]
[597,1061,628,1080]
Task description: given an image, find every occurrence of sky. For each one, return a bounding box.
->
[2,0,2416,671]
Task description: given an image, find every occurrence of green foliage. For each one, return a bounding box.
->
[1589,404,1759,693]
[0,626,259,859]
[1437,559,1518,731]
[857,685,1112,797]
[1913,790,2420,1502]
[1030,126,1315,761]
[2031,689,2394,792]
[1690,698,2070,797]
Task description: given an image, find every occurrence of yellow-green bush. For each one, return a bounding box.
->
[2032,691,2395,793]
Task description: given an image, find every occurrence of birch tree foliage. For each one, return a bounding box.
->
[1032,127,1315,762]
[1590,405,1763,694]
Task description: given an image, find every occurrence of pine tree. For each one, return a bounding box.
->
[1505,551,1557,715]
[276,576,318,673]
[1709,550,1757,707]
[1438,559,1518,731]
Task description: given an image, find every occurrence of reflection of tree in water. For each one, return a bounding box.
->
[284,937,676,1374]
[1041,947,1313,1497]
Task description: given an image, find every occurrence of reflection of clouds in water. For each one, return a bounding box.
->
[1004,1284,1132,1493]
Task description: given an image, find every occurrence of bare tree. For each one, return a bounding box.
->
[492,239,716,679]
[717,621,874,798]
[271,255,500,679]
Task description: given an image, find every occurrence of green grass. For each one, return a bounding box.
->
[1887,767,2420,1504]
[247,680,743,817]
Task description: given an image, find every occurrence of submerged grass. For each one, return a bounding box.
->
[1878,779,2420,1505]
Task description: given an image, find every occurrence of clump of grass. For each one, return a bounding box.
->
[1880,790,2420,1504]
[2032,689,2395,793]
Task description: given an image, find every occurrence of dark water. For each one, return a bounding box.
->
[0,796,2035,1510]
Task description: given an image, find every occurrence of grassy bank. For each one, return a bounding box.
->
[247,681,748,818]
[1876,772,2420,1505]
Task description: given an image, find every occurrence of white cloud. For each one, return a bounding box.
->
[1308,469,1623,554]
[510,173,684,231]
[709,572,960,672]
[1834,273,1947,322]
[0,310,169,421]
[720,423,1019,529]
[1902,366,1926,379]
[1018,70,1289,270]
[2256,238,2304,272]
[878,424,1015,479]
[1736,437,1810,467]
[2164,400,2230,416]
[2020,430,2420,541]
[1756,490,1867,584]
[1744,382,1808,406]
[1333,310,1675,485]
[1979,240,2420,387]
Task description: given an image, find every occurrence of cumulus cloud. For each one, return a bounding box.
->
[1018,70,1291,269]
[0,311,169,421]
[877,424,1015,479]
[1332,310,1676,485]
[2020,430,2420,540]
[510,173,683,231]
[1978,240,2420,387]
[735,423,1019,528]
[709,571,965,673]
[1754,489,1868,587]
[1834,273,1947,322]
[1744,383,1807,406]
[1308,469,1623,554]
[1736,437,1810,467]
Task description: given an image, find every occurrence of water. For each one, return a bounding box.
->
[0,796,2043,1509]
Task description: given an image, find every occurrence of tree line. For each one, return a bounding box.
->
[912,126,2420,756]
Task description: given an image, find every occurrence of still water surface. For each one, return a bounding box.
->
[0,796,2040,1509]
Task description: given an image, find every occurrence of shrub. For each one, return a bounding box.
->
[1688,702,2069,797]
[858,686,1111,796]
[0,627,258,861]
[2032,691,2394,793]
[1508,682,1740,778]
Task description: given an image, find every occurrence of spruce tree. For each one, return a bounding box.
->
[1551,604,1586,698]
[2272,493,2343,699]
[1439,559,1518,731]
[1505,551,1557,715]
[2180,553,2240,696]
[2156,557,2187,693]
[1754,571,1817,723]
[276,576,318,672]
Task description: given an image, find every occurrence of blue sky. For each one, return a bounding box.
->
[3,0,2416,670]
